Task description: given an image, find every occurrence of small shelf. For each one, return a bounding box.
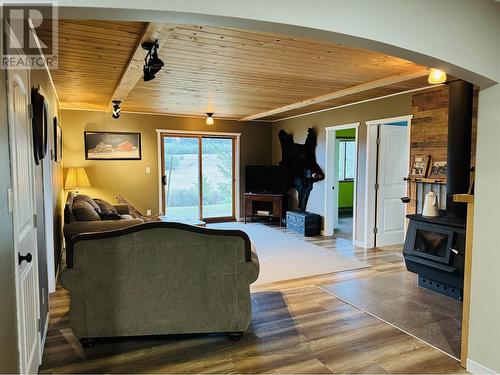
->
[404,177,447,184]
[453,194,474,204]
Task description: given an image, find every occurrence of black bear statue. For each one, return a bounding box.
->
[278,128,324,211]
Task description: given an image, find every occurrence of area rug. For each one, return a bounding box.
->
[321,272,462,358]
[209,222,370,286]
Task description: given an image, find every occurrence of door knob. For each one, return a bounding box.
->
[18,252,32,265]
[332,186,335,190]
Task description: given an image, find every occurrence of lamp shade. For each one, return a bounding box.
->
[65,167,91,190]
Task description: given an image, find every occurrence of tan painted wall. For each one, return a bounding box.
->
[272,93,413,243]
[468,83,500,373]
[60,110,272,215]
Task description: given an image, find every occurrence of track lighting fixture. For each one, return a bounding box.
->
[112,100,122,119]
[205,113,214,125]
[142,40,164,82]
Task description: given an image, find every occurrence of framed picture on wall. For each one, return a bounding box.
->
[428,160,447,179]
[84,131,142,160]
[54,117,63,163]
[409,155,430,178]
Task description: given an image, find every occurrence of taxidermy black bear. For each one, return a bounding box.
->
[279,128,324,211]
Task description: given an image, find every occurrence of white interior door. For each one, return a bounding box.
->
[375,124,408,247]
[8,68,41,374]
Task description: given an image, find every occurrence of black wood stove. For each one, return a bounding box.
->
[403,80,473,300]
[404,213,465,299]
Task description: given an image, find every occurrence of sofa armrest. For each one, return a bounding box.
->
[239,242,260,285]
[113,204,130,215]
[59,266,83,291]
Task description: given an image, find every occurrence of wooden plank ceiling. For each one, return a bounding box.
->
[41,21,435,121]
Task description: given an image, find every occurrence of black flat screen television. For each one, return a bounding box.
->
[245,165,287,194]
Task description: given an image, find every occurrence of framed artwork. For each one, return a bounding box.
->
[428,160,447,179]
[85,131,142,160]
[409,155,430,178]
[54,117,63,163]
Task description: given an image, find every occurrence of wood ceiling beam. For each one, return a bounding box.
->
[109,23,173,104]
[239,68,430,121]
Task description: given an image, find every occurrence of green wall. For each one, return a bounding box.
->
[337,128,355,209]
[338,181,354,208]
[336,128,356,138]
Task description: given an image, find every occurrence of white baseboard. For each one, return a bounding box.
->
[467,359,498,374]
[353,240,367,248]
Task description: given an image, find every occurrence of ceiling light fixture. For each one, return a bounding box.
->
[206,113,214,125]
[428,68,447,84]
[112,100,122,119]
[142,40,164,82]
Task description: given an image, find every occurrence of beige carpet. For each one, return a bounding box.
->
[209,222,370,286]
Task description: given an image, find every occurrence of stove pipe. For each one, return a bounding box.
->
[446,80,473,218]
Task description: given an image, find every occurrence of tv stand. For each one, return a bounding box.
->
[243,193,286,226]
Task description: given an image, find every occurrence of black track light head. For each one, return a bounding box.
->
[112,100,122,119]
[142,40,164,82]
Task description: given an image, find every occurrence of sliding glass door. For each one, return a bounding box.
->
[161,133,235,221]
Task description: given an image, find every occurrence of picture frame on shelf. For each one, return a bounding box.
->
[409,155,430,178]
[84,131,142,160]
[428,159,447,179]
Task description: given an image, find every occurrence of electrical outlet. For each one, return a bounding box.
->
[145,166,151,174]
[146,209,152,216]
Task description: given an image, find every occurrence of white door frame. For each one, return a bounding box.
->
[36,86,56,294]
[156,129,241,220]
[324,122,360,238]
[364,115,412,248]
[8,70,42,374]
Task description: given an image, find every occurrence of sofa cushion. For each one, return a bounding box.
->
[74,194,101,213]
[94,198,119,216]
[72,199,101,221]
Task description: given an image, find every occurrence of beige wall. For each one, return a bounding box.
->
[272,93,413,243]
[60,110,272,215]
[468,83,500,372]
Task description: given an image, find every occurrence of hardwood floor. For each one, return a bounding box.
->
[40,226,465,374]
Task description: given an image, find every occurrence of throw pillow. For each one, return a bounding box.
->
[73,194,101,213]
[72,199,101,221]
[94,198,121,220]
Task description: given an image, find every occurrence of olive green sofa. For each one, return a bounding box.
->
[60,222,260,345]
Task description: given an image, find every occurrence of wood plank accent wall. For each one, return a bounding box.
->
[406,85,478,215]
[410,85,478,167]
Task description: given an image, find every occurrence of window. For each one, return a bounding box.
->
[338,139,356,181]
